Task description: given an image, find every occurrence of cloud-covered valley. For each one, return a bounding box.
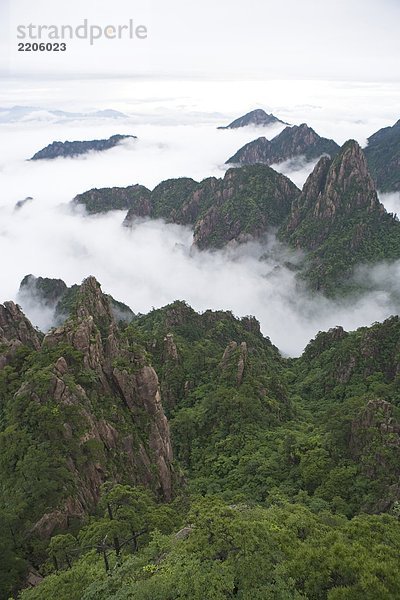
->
[1,78,400,356]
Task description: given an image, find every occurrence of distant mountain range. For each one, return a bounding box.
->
[221,111,400,192]
[0,106,128,123]
[30,134,136,160]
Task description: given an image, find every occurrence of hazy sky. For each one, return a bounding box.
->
[1,0,400,80]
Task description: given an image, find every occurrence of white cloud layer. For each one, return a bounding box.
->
[1,79,400,356]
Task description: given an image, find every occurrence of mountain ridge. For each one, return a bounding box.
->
[30,134,136,160]
[226,123,340,165]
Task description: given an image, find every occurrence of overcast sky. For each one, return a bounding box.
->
[1,0,400,81]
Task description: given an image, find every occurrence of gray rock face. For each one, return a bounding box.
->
[284,140,382,244]
[30,134,136,160]
[0,301,42,350]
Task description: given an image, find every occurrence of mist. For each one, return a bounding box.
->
[1,79,400,356]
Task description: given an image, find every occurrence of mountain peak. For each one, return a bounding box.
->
[218,109,287,129]
[74,276,115,326]
[280,139,398,292]
[364,119,400,192]
[323,139,380,215]
[226,123,339,166]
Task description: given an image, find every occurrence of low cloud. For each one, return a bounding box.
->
[5,202,400,356]
[1,82,400,356]
[379,191,400,216]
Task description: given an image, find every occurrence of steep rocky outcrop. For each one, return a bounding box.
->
[0,277,175,540]
[279,140,400,291]
[220,340,248,386]
[217,109,287,129]
[226,124,340,166]
[364,118,400,192]
[0,301,41,350]
[19,274,134,324]
[192,166,299,249]
[30,134,136,160]
[0,301,42,368]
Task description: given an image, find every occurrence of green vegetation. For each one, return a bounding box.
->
[226,124,340,166]
[74,184,151,215]
[280,141,400,293]
[365,119,400,192]
[3,285,400,599]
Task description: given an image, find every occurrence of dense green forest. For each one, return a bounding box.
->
[1,278,400,599]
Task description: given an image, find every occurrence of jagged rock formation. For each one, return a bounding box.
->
[191,167,299,249]
[364,118,400,192]
[122,166,299,249]
[0,301,42,369]
[75,165,299,250]
[220,340,248,386]
[0,301,42,350]
[19,274,134,324]
[30,134,136,160]
[226,124,340,166]
[0,277,175,541]
[279,140,400,291]
[217,109,287,129]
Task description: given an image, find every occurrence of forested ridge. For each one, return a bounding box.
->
[1,279,400,599]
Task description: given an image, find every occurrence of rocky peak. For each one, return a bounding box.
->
[280,139,400,292]
[285,141,383,236]
[225,137,272,165]
[313,141,382,219]
[3,277,175,538]
[220,340,248,386]
[218,109,287,129]
[302,325,348,361]
[19,274,68,307]
[0,301,41,350]
[364,119,400,192]
[74,276,115,326]
[226,123,339,166]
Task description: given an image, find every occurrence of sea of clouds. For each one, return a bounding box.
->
[1,78,400,356]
